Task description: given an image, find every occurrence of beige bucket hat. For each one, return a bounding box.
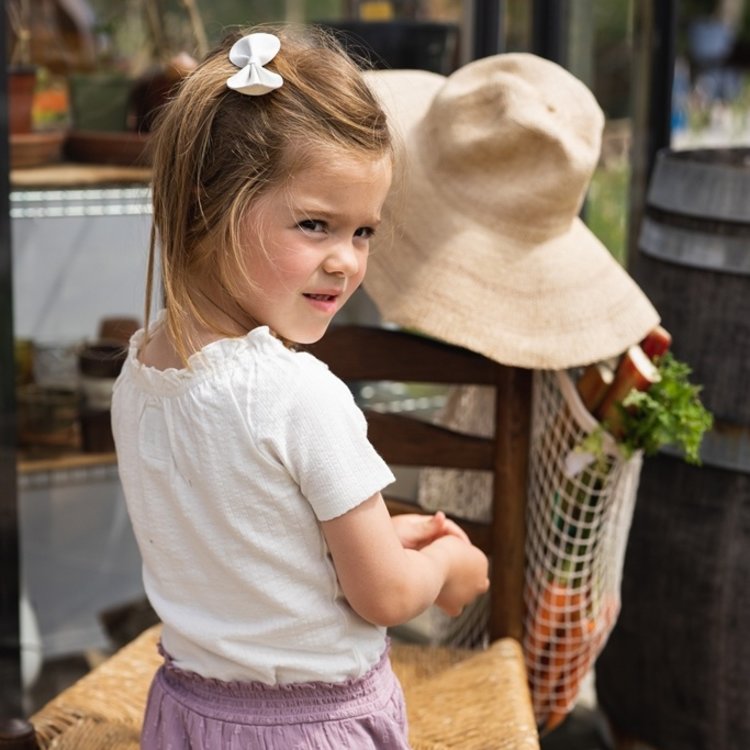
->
[363,54,659,369]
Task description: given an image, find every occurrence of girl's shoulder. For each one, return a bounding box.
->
[246,333,361,420]
[253,333,346,396]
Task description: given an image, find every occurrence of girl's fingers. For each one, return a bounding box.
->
[392,511,470,548]
[423,512,469,544]
[393,513,445,548]
[441,518,470,543]
[430,511,447,536]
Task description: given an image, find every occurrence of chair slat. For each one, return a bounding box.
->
[308,325,498,384]
[365,412,494,470]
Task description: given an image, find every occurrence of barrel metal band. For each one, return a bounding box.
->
[659,418,750,475]
[640,212,750,276]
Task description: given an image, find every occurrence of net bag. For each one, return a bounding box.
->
[524,369,643,731]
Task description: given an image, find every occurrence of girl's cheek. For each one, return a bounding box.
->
[358,254,368,279]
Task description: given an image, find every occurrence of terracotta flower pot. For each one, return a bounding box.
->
[8,66,37,134]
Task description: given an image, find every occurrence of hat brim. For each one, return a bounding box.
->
[365,68,659,369]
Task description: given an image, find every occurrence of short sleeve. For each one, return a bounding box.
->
[257,353,395,521]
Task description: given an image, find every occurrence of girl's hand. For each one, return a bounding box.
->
[432,538,490,617]
[322,493,487,627]
[392,511,470,550]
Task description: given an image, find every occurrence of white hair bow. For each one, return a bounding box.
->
[227,33,284,96]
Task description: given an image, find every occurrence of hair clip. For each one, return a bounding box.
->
[227,33,284,96]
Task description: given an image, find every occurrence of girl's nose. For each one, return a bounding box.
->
[324,240,360,277]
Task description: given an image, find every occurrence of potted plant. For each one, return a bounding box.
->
[129,0,204,133]
[67,19,135,133]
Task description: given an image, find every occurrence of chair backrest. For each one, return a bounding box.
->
[308,324,532,643]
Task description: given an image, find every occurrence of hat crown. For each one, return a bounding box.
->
[417,54,604,238]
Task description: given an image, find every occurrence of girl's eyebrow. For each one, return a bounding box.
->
[296,206,335,219]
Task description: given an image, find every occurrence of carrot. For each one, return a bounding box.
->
[525,579,590,724]
[527,582,617,732]
[524,578,568,698]
[525,579,567,663]
[541,590,588,702]
[541,593,621,733]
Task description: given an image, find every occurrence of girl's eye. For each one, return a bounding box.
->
[298,219,327,234]
[354,226,375,240]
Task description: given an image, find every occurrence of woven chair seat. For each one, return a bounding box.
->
[391,639,539,749]
[31,625,161,750]
[31,624,538,749]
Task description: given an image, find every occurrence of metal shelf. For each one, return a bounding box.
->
[17,451,118,490]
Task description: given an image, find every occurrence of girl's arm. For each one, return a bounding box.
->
[322,493,489,628]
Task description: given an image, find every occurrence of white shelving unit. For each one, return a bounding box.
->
[13,180,150,661]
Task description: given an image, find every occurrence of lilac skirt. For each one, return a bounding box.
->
[140,646,410,749]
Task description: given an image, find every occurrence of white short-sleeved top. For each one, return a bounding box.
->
[111,321,395,685]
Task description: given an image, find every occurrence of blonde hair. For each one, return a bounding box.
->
[145,23,391,364]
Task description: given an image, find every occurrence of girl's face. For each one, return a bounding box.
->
[239,152,392,344]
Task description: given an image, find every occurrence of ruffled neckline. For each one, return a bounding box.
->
[123,311,279,395]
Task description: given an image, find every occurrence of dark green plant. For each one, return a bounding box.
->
[617,352,713,463]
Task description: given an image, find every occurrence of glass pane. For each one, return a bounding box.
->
[75,1,471,74]
[672,2,750,149]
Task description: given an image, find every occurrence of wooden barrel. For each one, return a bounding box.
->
[633,147,750,425]
[596,148,750,750]
[596,454,750,749]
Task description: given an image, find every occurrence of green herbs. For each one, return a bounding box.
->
[613,352,713,463]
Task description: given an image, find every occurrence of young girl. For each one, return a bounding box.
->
[111,24,489,749]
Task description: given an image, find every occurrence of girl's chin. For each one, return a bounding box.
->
[276,323,331,346]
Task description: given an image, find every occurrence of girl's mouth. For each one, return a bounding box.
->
[303,292,340,313]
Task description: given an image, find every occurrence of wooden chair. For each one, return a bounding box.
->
[310,325,539,748]
[27,324,539,750]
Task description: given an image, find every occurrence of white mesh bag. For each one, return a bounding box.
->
[524,369,642,730]
[416,372,643,732]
